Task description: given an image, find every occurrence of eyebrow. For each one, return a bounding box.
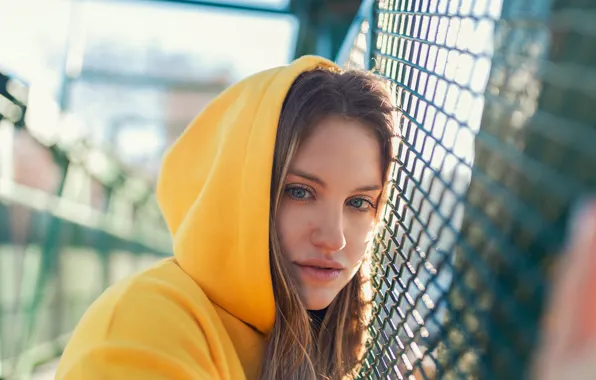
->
[288,169,382,192]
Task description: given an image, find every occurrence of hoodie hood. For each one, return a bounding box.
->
[156,55,341,335]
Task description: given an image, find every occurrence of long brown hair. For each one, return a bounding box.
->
[261,67,397,379]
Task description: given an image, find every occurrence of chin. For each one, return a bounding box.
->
[301,289,338,310]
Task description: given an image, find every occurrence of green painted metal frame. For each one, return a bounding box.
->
[0,70,172,379]
[97,0,291,14]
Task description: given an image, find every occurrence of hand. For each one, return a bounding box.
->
[532,200,596,379]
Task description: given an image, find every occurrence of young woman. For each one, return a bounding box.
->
[55,55,398,379]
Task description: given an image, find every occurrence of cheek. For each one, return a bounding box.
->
[345,216,377,261]
[275,200,311,258]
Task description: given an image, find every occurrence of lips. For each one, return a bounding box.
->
[294,258,344,282]
[295,258,344,270]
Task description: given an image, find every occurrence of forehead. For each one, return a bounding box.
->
[291,116,383,184]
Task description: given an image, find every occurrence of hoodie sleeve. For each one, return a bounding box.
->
[57,342,217,380]
[55,269,229,380]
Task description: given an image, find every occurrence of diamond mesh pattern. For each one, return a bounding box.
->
[343,0,596,379]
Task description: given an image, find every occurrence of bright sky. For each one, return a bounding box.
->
[80,0,297,78]
[0,0,296,94]
[0,0,297,171]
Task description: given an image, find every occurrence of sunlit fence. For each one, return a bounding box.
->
[0,72,171,379]
[338,0,596,379]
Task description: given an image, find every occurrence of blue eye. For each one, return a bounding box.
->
[290,188,308,199]
[349,198,364,208]
[285,185,314,201]
[347,197,374,211]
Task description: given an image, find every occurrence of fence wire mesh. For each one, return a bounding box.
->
[349,0,596,379]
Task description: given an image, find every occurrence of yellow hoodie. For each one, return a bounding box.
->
[55,55,340,380]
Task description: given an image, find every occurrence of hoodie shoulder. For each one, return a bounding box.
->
[56,259,245,380]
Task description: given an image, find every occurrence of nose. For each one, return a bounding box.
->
[310,204,346,253]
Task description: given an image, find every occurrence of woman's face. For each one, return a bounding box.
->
[276,115,383,310]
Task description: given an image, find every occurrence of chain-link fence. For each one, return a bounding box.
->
[336,0,596,379]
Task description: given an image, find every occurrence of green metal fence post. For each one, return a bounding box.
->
[365,0,377,71]
[14,154,69,377]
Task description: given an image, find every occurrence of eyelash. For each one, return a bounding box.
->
[284,184,376,212]
[348,197,377,213]
[284,184,315,202]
